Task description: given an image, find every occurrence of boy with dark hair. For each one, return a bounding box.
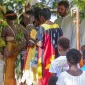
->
[49,36,70,77]
[36,8,63,85]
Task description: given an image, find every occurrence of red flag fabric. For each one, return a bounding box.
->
[37,23,63,85]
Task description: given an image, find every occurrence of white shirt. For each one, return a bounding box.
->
[56,71,85,85]
[49,56,69,77]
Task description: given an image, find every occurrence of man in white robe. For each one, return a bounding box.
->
[61,14,76,48]
[55,1,77,48]
[54,1,69,26]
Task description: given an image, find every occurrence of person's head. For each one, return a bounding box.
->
[82,50,85,64]
[23,9,34,26]
[39,8,51,24]
[5,10,17,24]
[66,49,81,66]
[58,36,70,55]
[33,7,41,27]
[57,1,69,17]
[48,76,58,85]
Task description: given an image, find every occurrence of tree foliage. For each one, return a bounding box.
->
[0,0,85,27]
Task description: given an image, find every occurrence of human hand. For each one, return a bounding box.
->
[4,48,12,58]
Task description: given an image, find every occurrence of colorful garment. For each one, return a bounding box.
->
[37,23,63,85]
[22,25,38,85]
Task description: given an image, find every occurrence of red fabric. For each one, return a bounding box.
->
[38,33,56,85]
[23,46,30,70]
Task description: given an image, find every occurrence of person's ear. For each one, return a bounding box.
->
[40,16,45,24]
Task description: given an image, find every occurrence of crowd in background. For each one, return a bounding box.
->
[0,1,85,85]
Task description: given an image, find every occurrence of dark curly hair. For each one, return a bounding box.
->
[25,9,34,15]
[66,49,81,65]
[58,36,70,50]
[33,7,41,20]
[5,10,17,20]
[58,1,69,8]
[39,8,51,20]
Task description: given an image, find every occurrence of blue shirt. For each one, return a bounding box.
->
[81,65,85,71]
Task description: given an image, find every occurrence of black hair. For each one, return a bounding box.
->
[48,76,58,85]
[5,10,17,20]
[58,36,70,50]
[19,14,26,27]
[33,7,41,20]
[58,1,69,8]
[83,50,85,59]
[39,8,51,20]
[66,49,81,65]
[25,9,34,15]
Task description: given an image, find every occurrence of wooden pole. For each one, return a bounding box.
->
[71,8,84,67]
[71,8,80,50]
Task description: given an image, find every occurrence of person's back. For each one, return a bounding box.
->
[56,71,85,85]
[36,8,63,85]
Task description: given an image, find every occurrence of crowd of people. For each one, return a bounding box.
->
[0,0,85,85]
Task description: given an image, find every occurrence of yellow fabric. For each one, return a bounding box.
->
[30,29,37,40]
[24,46,36,70]
[4,42,18,85]
[37,58,42,79]
[24,29,38,84]
[45,55,55,69]
[41,23,59,30]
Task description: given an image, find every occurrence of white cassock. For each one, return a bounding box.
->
[80,18,85,47]
[54,17,63,27]
[61,14,77,48]
[0,53,5,85]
